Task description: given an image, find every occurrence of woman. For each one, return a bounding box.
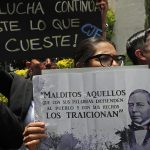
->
[75,37,125,68]
[23,37,125,150]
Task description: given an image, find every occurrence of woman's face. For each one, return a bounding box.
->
[86,42,119,67]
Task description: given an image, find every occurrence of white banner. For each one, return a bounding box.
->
[33,67,150,150]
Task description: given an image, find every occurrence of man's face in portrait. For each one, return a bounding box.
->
[128,92,150,125]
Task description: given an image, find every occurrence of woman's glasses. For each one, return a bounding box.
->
[86,54,126,67]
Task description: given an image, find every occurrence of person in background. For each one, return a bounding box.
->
[23,37,125,150]
[42,58,58,69]
[43,58,52,69]
[126,28,150,65]
[26,59,43,78]
[144,28,150,42]
[126,29,146,65]
[0,69,33,149]
[26,58,57,79]
[143,28,150,65]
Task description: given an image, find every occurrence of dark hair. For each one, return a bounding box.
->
[74,37,116,67]
[126,30,145,65]
[144,28,150,42]
[129,89,150,105]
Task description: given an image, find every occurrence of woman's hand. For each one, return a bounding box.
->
[23,122,48,150]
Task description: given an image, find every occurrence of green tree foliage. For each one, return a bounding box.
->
[145,0,150,29]
[106,8,116,40]
[0,93,8,104]
[124,54,133,66]
[56,58,74,69]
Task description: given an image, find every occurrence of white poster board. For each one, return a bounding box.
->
[33,67,150,150]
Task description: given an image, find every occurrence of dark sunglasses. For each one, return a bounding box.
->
[86,54,126,67]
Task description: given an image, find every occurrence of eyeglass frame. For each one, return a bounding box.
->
[85,54,126,67]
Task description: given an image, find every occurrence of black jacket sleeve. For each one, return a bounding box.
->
[9,73,33,121]
[0,70,12,99]
[0,103,23,149]
[0,70,33,149]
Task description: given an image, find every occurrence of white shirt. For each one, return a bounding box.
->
[18,101,35,150]
[24,100,35,125]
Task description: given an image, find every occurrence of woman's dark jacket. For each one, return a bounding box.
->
[0,70,33,149]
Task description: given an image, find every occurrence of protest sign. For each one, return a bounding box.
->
[0,0,102,61]
[33,67,150,150]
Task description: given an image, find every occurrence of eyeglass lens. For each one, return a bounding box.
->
[99,55,113,66]
[99,55,124,67]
